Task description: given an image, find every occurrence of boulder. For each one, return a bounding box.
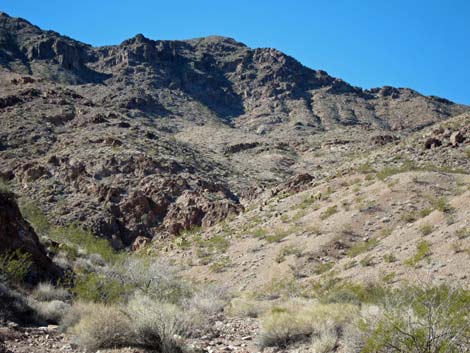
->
[450,131,465,146]
[424,137,442,149]
[0,191,61,283]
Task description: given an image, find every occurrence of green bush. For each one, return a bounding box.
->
[361,286,470,353]
[73,272,130,304]
[50,226,119,263]
[0,249,32,283]
[404,241,431,267]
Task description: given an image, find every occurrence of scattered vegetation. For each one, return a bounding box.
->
[320,205,338,220]
[404,240,431,267]
[419,223,433,236]
[347,238,379,257]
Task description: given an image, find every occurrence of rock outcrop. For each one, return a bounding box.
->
[0,191,60,282]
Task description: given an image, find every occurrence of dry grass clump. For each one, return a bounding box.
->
[258,299,358,349]
[184,284,230,317]
[27,298,70,324]
[126,294,189,353]
[69,303,133,351]
[227,296,271,318]
[32,283,71,302]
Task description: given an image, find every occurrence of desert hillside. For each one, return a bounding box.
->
[0,12,469,353]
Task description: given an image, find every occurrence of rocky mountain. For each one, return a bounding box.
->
[0,11,468,248]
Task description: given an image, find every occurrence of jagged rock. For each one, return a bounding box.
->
[131,236,150,252]
[163,190,243,235]
[450,130,465,146]
[424,137,442,149]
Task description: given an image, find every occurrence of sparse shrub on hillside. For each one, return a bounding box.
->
[227,296,270,318]
[27,298,70,323]
[432,197,454,213]
[185,284,229,317]
[275,245,303,263]
[314,262,334,274]
[361,286,470,353]
[419,208,432,218]
[359,255,375,267]
[70,303,133,351]
[320,205,338,220]
[347,238,379,257]
[73,272,130,304]
[456,227,470,239]
[419,223,433,236]
[126,294,189,352]
[106,258,192,304]
[259,300,358,349]
[209,256,232,272]
[404,240,431,267]
[32,283,71,302]
[383,253,397,263]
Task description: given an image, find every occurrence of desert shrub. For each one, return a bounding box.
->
[347,238,379,257]
[125,294,189,352]
[33,283,71,302]
[383,253,397,263]
[320,206,338,220]
[359,255,375,267]
[310,325,338,353]
[185,284,230,317]
[259,300,358,348]
[432,197,454,213]
[455,227,470,239]
[404,240,431,267]
[70,303,133,351]
[322,282,389,306]
[107,258,192,304]
[0,249,32,283]
[227,296,270,318]
[209,256,232,272]
[361,286,470,353]
[27,298,70,324]
[73,272,130,304]
[314,262,334,274]
[419,223,433,236]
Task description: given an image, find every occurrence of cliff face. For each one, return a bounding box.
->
[0,12,468,246]
[0,191,60,282]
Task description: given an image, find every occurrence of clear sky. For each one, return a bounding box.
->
[2,0,469,104]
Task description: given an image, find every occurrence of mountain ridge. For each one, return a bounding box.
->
[0,11,468,247]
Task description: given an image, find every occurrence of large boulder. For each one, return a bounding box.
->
[0,191,61,283]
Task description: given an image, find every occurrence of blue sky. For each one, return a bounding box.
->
[2,0,469,104]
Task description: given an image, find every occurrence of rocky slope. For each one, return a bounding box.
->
[0,11,468,248]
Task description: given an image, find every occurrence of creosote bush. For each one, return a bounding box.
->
[70,303,133,351]
[259,299,358,348]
